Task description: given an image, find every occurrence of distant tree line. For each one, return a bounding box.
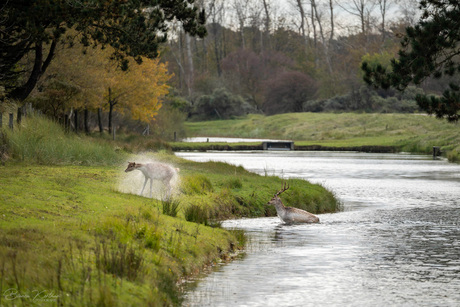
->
[163,0,457,120]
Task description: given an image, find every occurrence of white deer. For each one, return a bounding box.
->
[125,161,178,199]
[267,183,319,224]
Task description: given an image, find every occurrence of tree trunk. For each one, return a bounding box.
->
[107,87,116,134]
[84,108,89,135]
[9,40,57,102]
[74,109,78,134]
[97,108,103,134]
[296,0,307,42]
[185,34,194,96]
[16,107,22,125]
[262,0,271,50]
[108,103,113,135]
[329,0,335,42]
[64,114,69,133]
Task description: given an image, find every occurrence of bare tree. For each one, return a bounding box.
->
[338,0,376,35]
[398,0,419,26]
[185,33,194,95]
[377,0,398,41]
[291,0,309,44]
[233,0,250,48]
[311,0,333,73]
[262,0,272,50]
[207,0,226,76]
[329,0,334,42]
[310,0,318,51]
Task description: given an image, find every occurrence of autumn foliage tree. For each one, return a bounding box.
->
[0,0,205,102]
[102,56,170,133]
[40,42,170,133]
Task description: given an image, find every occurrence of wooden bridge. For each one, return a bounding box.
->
[262,141,295,151]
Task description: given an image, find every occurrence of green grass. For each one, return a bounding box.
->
[0,164,243,306]
[184,113,460,160]
[3,115,123,165]
[0,158,338,306]
[0,115,339,305]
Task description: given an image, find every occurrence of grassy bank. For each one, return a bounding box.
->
[0,116,339,305]
[184,113,460,162]
[0,164,245,306]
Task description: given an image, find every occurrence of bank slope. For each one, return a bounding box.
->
[184,113,460,161]
[0,154,338,306]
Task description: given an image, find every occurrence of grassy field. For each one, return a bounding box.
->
[0,116,339,306]
[184,113,460,162]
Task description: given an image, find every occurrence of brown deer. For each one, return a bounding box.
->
[125,161,178,199]
[267,183,319,224]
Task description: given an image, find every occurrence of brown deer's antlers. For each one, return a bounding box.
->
[275,182,290,197]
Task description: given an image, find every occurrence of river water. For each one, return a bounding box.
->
[176,151,460,307]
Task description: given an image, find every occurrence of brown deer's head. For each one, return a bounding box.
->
[267,182,289,207]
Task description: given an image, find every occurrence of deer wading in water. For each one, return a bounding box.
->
[125,162,178,199]
[267,183,319,224]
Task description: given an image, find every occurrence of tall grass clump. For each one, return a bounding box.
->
[447,146,460,163]
[162,198,181,217]
[180,174,214,194]
[184,204,209,225]
[4,115,122,165]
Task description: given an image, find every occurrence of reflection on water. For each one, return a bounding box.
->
[178,152,460,306]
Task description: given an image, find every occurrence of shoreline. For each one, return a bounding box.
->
[172,142,398,153]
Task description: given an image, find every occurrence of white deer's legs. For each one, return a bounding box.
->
[164,182,172,200]
[149,178,153,198]
[140,177,148,196]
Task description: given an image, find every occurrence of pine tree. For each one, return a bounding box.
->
[362,0,460,121]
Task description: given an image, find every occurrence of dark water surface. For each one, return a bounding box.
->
[176,152,460,306]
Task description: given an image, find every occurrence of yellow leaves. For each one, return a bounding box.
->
[110,56,171,123]
[45,39,171,123]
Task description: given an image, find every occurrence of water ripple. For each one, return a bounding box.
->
[179,152,460,306]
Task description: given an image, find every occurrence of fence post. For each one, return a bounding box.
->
[433,146,441,159]
[9,113,13,130]
[0,112,2,128]
[97,108,103,134]
[74,109,78,134]
[174,131,177,142]
[16,107,22,124]
[64,114,69,133]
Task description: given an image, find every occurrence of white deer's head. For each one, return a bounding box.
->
[125,162,139,172]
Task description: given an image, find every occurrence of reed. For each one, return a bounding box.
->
[3,115,122,165]
[162,198,181,217]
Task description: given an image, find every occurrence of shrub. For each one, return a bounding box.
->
[263,71,317,115]
[162,198,181,217]
[184,204,209,225]
[302,85,422,113]
[223,177,243,189]
[181,174,213,194]
[192,88,254,120]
